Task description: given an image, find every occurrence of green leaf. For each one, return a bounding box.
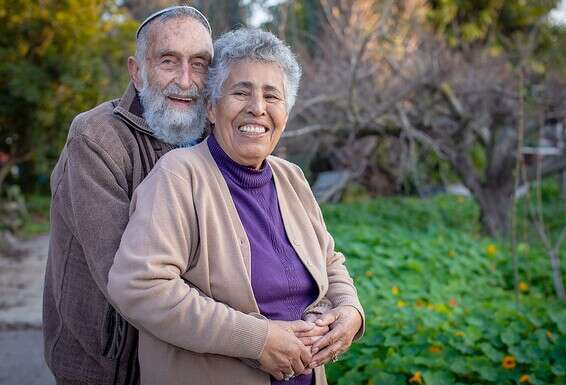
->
[501,328,520,346]
[369,372,405,385]
[422,370,455,385]
[479,342,504,362]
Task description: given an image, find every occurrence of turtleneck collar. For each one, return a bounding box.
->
[207,134,273,189]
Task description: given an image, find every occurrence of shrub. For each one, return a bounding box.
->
[323,195,566,385]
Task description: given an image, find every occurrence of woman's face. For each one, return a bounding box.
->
[208,60,289,169]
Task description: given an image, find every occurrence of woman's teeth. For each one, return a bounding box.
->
[239,125,267,134]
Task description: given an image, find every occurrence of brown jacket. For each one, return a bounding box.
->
[43,83,174,384]
[107,140,365,385]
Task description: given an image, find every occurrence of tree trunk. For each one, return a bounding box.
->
[474,185,515,238]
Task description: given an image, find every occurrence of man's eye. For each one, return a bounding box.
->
[192,61,208,72]
[161,59,174,65]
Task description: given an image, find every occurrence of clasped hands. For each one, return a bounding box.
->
[258,305,362,381]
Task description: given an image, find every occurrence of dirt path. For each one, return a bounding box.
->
[0,234,55,384]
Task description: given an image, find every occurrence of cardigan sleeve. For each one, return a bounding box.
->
[294,165,366,339]
[107,164,269,360]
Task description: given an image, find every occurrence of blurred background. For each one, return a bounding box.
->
[1,1,565,384]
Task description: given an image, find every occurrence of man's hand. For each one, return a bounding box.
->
[258,320,314,380]
[307,306,362,368]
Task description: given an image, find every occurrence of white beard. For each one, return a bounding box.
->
[139,70,206,147]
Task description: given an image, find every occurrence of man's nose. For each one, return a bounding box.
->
[176,62,192,90]
[247,93,266,116]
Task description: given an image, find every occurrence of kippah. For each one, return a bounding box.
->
[136,5,212,38]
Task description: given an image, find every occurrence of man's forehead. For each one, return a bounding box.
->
[146,17,213,57]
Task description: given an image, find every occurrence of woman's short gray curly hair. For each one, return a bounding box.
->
[206,28,302,111]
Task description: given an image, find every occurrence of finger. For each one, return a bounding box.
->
[300,368,313,376]
[290,353,306,375]
[315,310,339,327]
[303,313,319,323]
[298,342,313,367]
[274,372,285,381]
[295,325,329,338]
[310,342,344,368]
[299,335,322,346]
[311,327,341,353]
[289,320,315,333]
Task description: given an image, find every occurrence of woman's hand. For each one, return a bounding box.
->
[296,313,330,346]
[258,320,314,380]
[307,306,362,368]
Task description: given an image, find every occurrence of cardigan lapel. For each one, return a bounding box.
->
[198,139,261,313]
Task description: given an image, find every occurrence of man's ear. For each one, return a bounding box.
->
[128,56,144,91]
[207,103,216,125]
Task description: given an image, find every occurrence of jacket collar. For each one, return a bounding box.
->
[113,82,154,137]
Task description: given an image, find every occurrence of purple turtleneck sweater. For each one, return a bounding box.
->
[208,135,318,385]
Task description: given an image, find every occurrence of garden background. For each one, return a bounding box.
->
[1,1,565,384]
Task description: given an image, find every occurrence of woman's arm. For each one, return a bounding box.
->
[107,161,313,378]
[107,164,269,359]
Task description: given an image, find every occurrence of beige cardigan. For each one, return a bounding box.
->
[107,139,364,385]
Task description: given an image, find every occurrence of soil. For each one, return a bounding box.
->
[0,233,55,384]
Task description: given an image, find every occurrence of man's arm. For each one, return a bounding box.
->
[61,132,132,297]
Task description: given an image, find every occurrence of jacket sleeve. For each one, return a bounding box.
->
[296,166,365,339]
[107,164,269,360]
[60,132,132,298]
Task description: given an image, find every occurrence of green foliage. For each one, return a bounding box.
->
[0,0,137,192]
[322,195,565,384]
[426,0,559,46]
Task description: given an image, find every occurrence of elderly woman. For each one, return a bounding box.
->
[108,29,364,385]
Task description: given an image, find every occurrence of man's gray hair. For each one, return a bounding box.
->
[206,28,302,111]
[136,6,211,63]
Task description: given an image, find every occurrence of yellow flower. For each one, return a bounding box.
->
[448,250,456,257]
[409,371,423,384]
[486,244,497,256]
[427,304,434,310]
[428,345,442,353]
[397,300,406,308]
[518,281,529,292]
[391,286,400,296]
[546,330,553,338]
[519,374,531,383]
[365,270,373,278]
[502,355,516,369]
[454,331,465,337]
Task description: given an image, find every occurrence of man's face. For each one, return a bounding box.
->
[134,17,213,145]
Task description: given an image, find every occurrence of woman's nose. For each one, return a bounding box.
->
[247,94,266,116]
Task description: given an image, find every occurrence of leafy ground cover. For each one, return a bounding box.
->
[323,195,566,385]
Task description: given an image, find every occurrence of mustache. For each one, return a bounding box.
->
[162,83,200,99]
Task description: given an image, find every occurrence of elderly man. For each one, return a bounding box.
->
[43,6,213,385]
